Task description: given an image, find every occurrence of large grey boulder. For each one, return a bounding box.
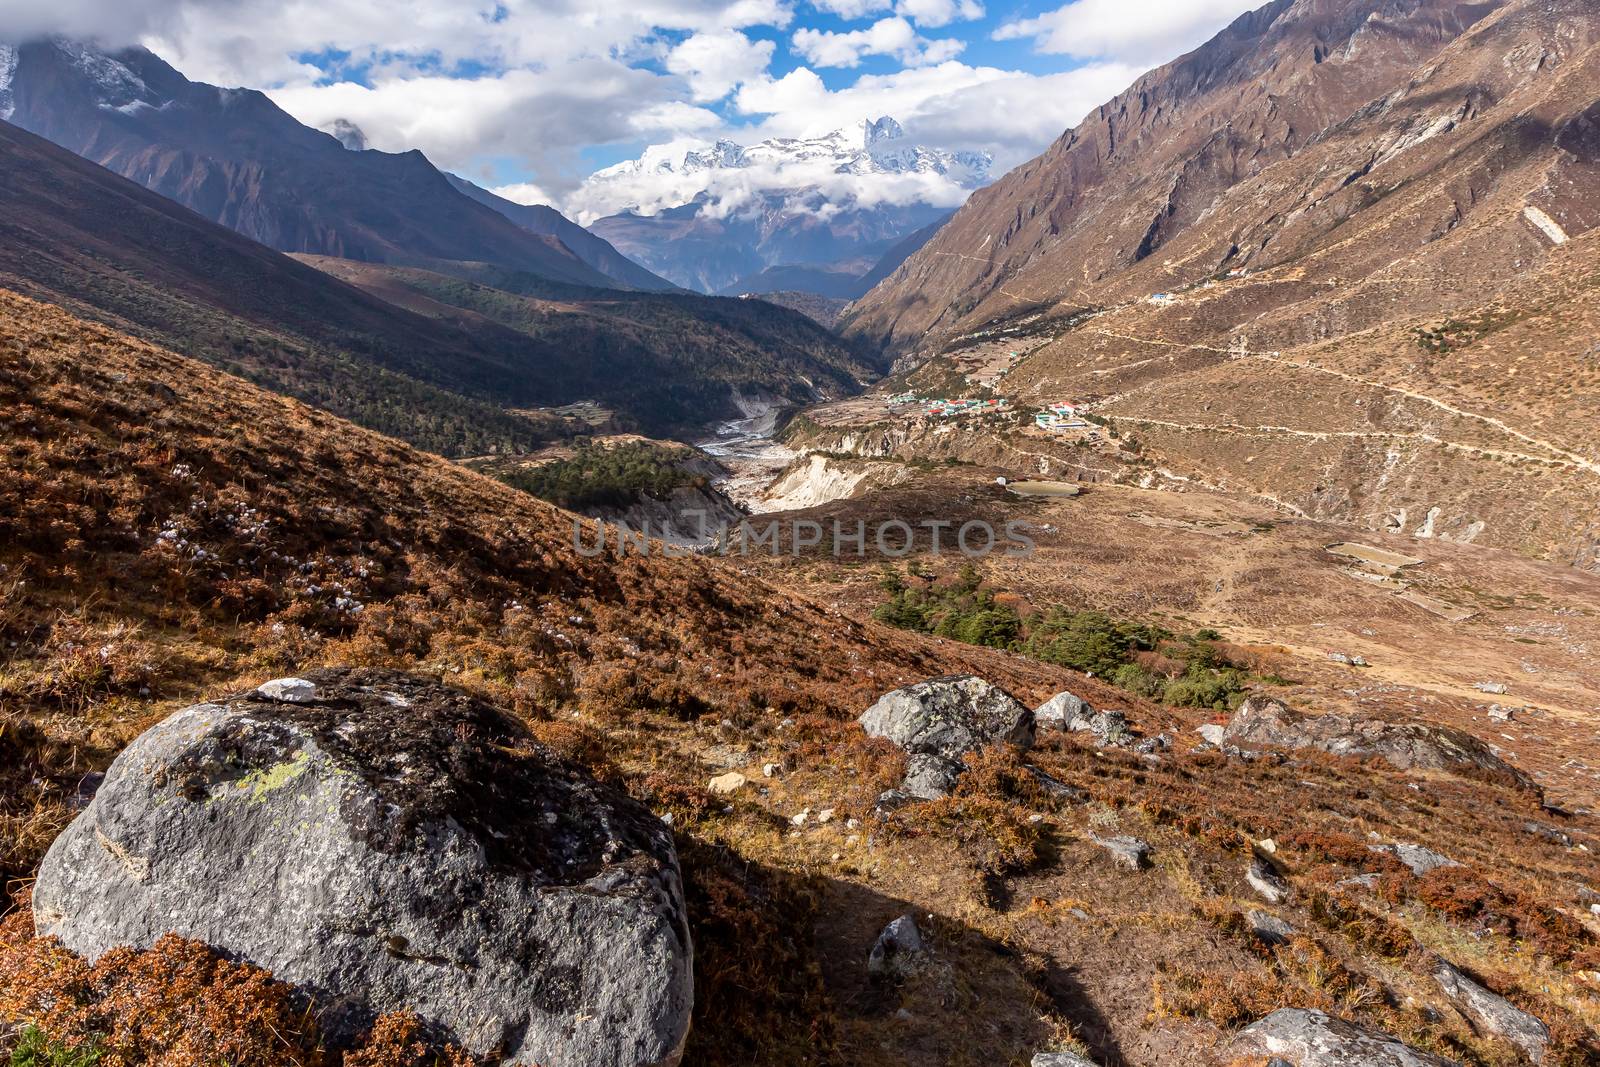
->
[1229,1009,1459,1065]
[1223,697,1531,787]
[859,676,1034,800]
[33,669,693,1067]
[1432,959,1549,1064]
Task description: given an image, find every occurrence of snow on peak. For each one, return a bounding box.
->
[0,45,17,121]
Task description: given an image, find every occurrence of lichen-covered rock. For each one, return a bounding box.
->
[33,668,693,1067]
[1091,834,1152,871]
[1247,854,1291,904]
[1031,1053,1098,1067]
[858,676,1034,800]
[1222,697,1532,788]
[1432,958,1549,1063]
[1229,1009,1458,1065]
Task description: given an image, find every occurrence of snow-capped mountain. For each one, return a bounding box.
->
[580,117,990,296]
[589,117,990,196]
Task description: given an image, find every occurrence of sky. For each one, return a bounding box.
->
[0,0,1266,218]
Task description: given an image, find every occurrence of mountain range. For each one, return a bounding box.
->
[0,39,637,289]
[585,118,985,296]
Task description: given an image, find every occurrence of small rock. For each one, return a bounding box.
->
[1487,705,1514,722]
[867,914,928,981]
[1034,691,1092,731]
[1195,723,1226,746]
[1031,1053,1097,1067]
[1248,909,1296,946]
[790,808,811,827]
[1247,855,1290,904]
[846,818,860,831]
[255,677,320,703]
[1474,681,1509,695]
[1524,821,1572,847]
[816,808,836,825]
[1432,957,1549,1063]
[762,763,780,778]
[1590,903,1600,917]
[1134,733,1171,755]
[1026,765,1089,802]
[707,771,748,796]
[1091,835,1151,871]
[1369,842,1460,877]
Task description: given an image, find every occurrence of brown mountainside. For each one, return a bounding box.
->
[844,0,1600,564]
[2,288,1599,1065]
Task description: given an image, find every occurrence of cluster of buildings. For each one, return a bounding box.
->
[1034,402,1091,433]
[886,394,1012,419]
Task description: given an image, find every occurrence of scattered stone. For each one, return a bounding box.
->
[1590,903,1600,917]
[1328,652,1369,667]
[33,668,693,1066]
[1081,709,1132,745]
[817,807,836,824]
[255,676,320,703]
[1248,910,1296,946]
[1134,733,1171,756]
[1474,681,1509,695]
[1369,842,1460,877]
[1195,723,1226,746]
[1034,690,1092,731]
[1222,696,1531,786]
[790,808,811,827]
[1091,834,1151,871]
[1524,822,1573,847]
[1487,705,1514,722]
[1229,1008,1456,1066]
[1031,1053,1097,1067]
[1432,958,1549,1063]
[1247,855,1290,904]
[859,676,1034,800]
[707,771,748,795]
[762,762,780,778]
[867,914,928,981]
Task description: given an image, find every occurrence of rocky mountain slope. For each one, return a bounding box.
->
[1,289,1596,1065]
[842,0,1600,566]
[0,39,629,290]
[587,119,981,294]
[445,173,678,292]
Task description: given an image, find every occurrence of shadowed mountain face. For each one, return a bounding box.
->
[0,120,878,450]
[444,174,679,292]
[1,39,618,288]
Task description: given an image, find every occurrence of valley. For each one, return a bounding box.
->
[2,2,1599,1066]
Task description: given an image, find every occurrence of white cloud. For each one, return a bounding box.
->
[665,30,773,101]
[792,16,961,68]
[805,0,980,27]
[893,0,982,29]
[994,0,1260,66]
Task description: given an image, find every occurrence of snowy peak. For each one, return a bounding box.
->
[591,117,991,190]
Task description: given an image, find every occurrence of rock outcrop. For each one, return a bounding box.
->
[1222,697,1532,787]
[33,669,694,1067]
[1229,1008,1458,1066]
[1432,959,1549,1063]
[859,676,1034,800]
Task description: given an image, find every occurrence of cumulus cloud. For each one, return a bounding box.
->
[994,0,1261,66]
[805,0,981,28]
[792,16,962,68]
[665,29,773,101]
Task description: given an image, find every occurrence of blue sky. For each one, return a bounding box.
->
[6,0,1265,211]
